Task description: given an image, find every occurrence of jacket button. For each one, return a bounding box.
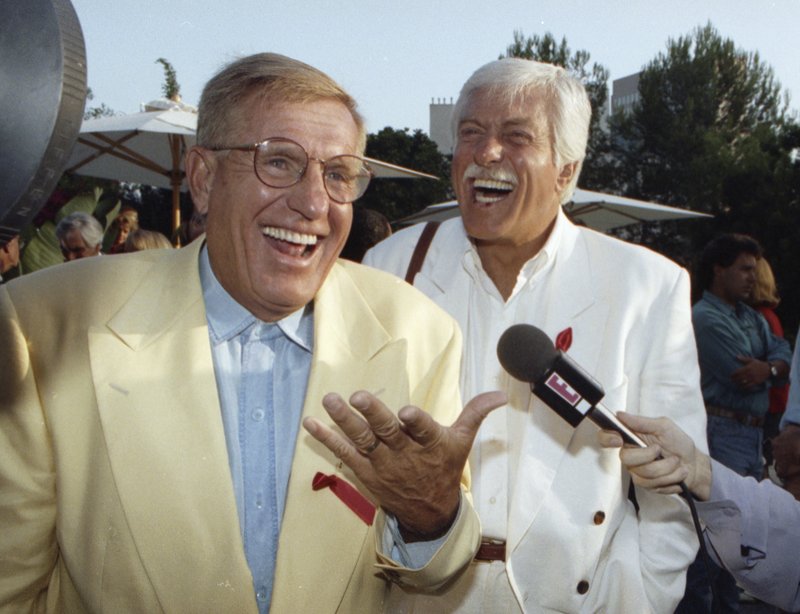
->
[593,511,605,525]
[577,580,589,594]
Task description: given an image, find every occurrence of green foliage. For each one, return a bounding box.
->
[608,22,800,331]
[500,31,613,189]
[359,127,452,222]
[84,87,115,119]
[156,58,180,101]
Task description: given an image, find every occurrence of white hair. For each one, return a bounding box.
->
[56,211,104,248]
[452,58,592,202]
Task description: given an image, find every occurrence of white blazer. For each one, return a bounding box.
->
[365,212,708,613]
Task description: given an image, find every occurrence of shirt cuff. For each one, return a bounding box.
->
[380,491,462,569]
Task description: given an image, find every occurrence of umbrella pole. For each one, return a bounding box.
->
[170,134,182,246]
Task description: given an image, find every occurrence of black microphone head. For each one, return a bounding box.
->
[497,324,559,383]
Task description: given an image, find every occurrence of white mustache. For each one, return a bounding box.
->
[463,163,517,185]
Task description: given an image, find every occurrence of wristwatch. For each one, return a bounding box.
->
[769,361,779,379]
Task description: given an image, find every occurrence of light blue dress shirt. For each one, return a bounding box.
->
[692,291,792,415]
[199,247,449,612]
[200,247,312,613]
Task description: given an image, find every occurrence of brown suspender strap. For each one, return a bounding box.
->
[404,221,441,284]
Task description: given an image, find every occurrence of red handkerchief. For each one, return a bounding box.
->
[312,472,376,526]
[556,327,573,352]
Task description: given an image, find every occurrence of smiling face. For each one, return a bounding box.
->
[187,96,359,322]
[452,88,575,253]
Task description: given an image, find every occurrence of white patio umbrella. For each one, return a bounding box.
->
[65,107,439,237]
[65,107,196,236]
[397,188,712,231]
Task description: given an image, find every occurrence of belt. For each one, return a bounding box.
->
[706,405,764,427]
[474,538,506,562]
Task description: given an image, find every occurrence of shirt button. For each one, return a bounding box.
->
[252,408,265,421]
[593,511,606,525]
[489,496,497,504]
[577,580,590,594]
[256,590,267,601]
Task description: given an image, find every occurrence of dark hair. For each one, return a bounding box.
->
[696,233,762,292]
[340,208,392,263]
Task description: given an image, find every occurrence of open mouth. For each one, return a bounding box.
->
[473,178,515,204]
[261,226,319,257]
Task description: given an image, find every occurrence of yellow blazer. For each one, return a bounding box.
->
[0,239,479,613]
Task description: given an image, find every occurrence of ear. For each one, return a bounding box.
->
[556,161,578,192]
[185,147,216,215]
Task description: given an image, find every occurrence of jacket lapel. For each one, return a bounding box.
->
[90,240,256,613]
[270,263,407,612]
[506,216,611,554]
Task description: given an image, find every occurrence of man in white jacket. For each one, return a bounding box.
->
[364,58,707,613]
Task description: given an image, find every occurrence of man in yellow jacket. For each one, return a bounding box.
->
[0,53,503,613]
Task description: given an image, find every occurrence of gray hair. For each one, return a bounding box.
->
[55,212,104,248]
[197,52,366,154]
[452,58,591,202]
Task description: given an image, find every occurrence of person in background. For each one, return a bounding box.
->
[0,235,21,283]
[0,52,501,613]
[747,256,790,459]
[339,206,392,263]
[598,411,800,613]
[123,228,173,252]
[107,206,140,254]
[55,211,104,261]
[684,233,792,612]
[365,57,706,613]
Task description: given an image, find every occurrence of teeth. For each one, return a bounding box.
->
[474,178,515,191]
[262,226,318,245]
[475,192,507,204]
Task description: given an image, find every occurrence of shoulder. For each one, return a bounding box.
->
[575,226,686,292]
[328,259,459,333]
[364,219,466,277]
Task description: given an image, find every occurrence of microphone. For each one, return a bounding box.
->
[497,324,647,448]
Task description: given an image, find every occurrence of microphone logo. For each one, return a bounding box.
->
[544,372,581,406]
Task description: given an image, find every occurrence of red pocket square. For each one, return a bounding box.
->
[555,327,573,352]
[312,472,376,525]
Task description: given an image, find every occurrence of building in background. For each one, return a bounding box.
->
[429,98,454,155]
[611,72,640,116]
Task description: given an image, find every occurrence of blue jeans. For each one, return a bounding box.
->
[675,414,764,614]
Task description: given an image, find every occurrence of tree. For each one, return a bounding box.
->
[156,57,180,101]
[84,87,115,119]
[609,23,800,332]
[500,31,613,190]
[359,127,452,222]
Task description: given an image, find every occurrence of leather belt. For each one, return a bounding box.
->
[706,405,764,428]
[475,538,506,562]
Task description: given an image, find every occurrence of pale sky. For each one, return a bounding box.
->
[71,0,800,134]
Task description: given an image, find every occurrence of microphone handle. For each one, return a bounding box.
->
[586,403,649,448]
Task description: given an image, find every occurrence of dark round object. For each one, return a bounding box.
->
[497,323,558,383]
[0,0,87,246]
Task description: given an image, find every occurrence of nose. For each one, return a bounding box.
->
[474,134,504,166]
[288,161,331,220]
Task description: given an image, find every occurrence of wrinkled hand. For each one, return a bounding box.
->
[597,412,712,501]
[303,390,507,540]
[732,356,769,390]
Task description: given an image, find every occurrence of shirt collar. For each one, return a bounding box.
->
[199,245,313,350]
[462,207,565,299]
[701,290,742,317]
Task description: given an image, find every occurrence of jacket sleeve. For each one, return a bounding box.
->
[373,315,481,591]
[0,287,58,612]
[698,460,800,611]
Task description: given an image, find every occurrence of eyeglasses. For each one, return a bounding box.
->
[210,137,373,204]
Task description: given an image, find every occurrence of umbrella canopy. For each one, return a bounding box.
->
[65,108,196,235]
[65,108,439,237]
[397,188,712,231]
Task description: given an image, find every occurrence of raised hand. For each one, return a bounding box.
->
[303,389,507,540]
